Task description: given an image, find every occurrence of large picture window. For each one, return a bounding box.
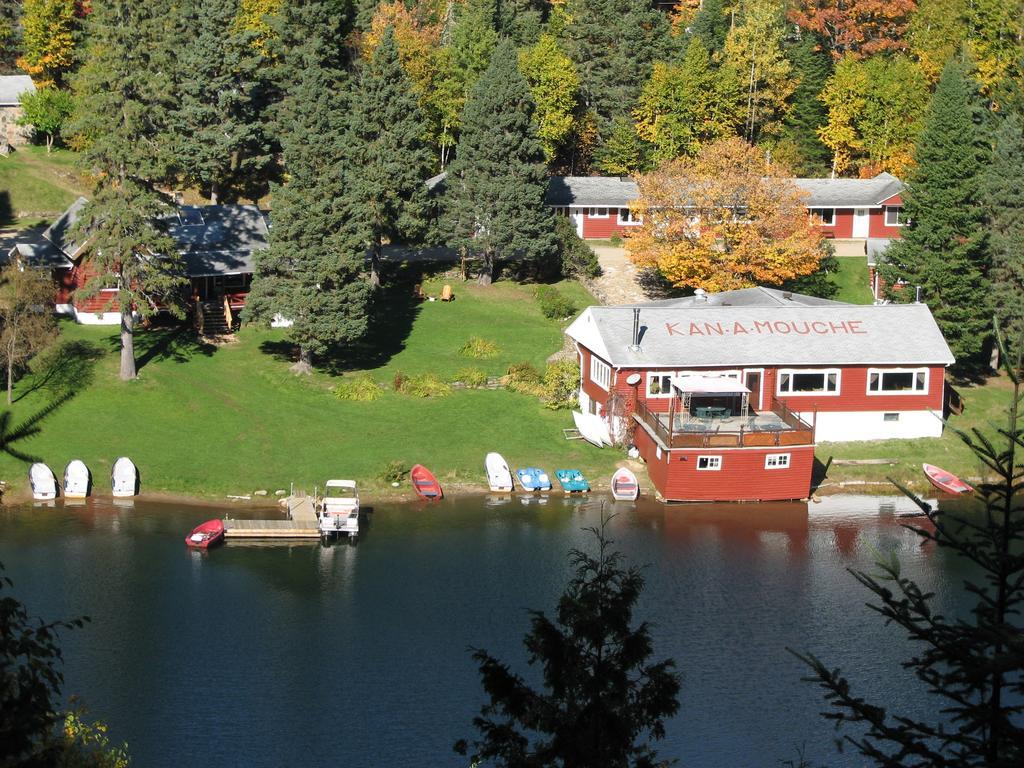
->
[590,207,609,218]
[777,369,841,396]
[617,208,642,225]
[867,368,928,394]
[590,356,611,391]
[816,208,835,226]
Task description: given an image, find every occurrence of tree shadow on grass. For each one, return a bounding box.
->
[258,264,428,374]
[0,190,12,228]
[1,390,76,463]
[17,339,105,403]
[105,324,217,373]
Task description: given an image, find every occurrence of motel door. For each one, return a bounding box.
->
[569,208,584,237]
[852,208,870,238]
[744,369,763,410]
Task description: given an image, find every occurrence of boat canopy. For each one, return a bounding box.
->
[672,374,750,394]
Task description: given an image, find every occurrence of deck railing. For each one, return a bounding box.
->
[633,398,815,449]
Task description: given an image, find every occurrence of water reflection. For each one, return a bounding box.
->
[0,493,971,768]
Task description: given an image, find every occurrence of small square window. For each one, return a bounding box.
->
[818,208,835,226]
[697,456,722,471]
[765,453,791,469]
[885,206,904,226]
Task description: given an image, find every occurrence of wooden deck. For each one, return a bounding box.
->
[222,494,320,539]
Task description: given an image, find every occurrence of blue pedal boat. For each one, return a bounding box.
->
[555,469,590,493]
[516,467,552,492]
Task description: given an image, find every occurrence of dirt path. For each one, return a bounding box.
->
[585,244,646,305]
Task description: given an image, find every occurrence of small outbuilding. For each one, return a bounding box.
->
[0,75,37,151]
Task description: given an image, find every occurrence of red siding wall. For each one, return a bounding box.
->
[68,261,122,313]
[822,209,854,238]
[580,211,643,239]
[771,365,945,413]
[870,194,904,238]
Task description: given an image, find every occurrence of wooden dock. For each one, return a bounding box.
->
[222,494,320,539]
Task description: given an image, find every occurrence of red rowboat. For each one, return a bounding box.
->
[922,463,973,495]
[185,519,225,549]
[410,464,443,500]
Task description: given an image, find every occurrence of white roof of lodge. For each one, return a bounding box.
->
[566,302,955,369]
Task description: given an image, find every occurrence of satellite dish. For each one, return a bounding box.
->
[625,373,641,386]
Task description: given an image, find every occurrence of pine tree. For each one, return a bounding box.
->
[170,0,270,204]
[69,0,186,381]
[455,519,681,767]
[793,332,1024,766]
[985,113,1024,340]
[347,27,434,288]
[444,39,557,285]
[0,0,22,73]
[776,36,832,176]
[246,0,370,373]
[595,115,651,175]
[560,0,673,126]
[879,57,991,370]
[689,0,729,58]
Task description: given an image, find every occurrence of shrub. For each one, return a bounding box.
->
[506,361,544,396]
[459,336,500,359]
[393,370,407,391]
[609,232,623,247]
[541,359,580,410]
[397,372,451,398]
[332,374,383,401]
[379,460,409,484]
[534,285,577,320]
[554,215,602,279]
[453,367,488,388]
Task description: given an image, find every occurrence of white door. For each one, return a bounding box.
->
[852,208,870,238]
[569,208,584,237]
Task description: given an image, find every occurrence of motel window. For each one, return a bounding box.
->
[617,208,642,225]
[647,372,673,398]
[868,368,928,394]
[590,356,611,391]
[765,453,790,469]
[885,206,905,226]
[777,369,841,395]
[697,455,722,471]
[883,413,900,422]
[817,208,835,226]
[590,207,609,218]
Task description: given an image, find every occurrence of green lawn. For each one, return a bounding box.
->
[829,255,874,305]
[0,146,87,226]
[0,280,622,499]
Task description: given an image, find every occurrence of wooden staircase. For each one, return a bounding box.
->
[196,300,230,336]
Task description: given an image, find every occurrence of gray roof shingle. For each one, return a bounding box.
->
[632,286,847,308]
[794,173,904,208]
[566,303,954,368]
[545,176,640,207]
[0,75,35,106]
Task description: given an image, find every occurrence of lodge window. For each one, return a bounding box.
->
[590,207,609,218]
[867,368,928,394]
[885,206,905,226]
[617,208,642,225]
[697,455,722,471]
[590,356,611,391]
[765,453,790,469]
[647,372,673,398]
[552,206,569,217]
[777,368,841,396]
[817,208,835,226]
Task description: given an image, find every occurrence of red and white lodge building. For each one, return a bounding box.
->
[546,173,905,300]
[566,287,954,503]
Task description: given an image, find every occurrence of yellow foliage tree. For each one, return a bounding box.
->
[234,0,283,57]
[626,137,825,292]
[17,0,77,87]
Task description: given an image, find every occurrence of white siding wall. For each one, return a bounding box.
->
[803,409,944,442]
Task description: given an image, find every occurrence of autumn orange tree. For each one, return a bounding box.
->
[788,0,917,60]
[626,137,825,292]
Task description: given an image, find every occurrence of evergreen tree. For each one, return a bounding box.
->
[560,0,672,126]
[69,0,186,381]
[246,0,370,373]
[455,519,681,767]
[775,35,833,176]
[0,0,22,74]
[347,27,434,288]
[595,115,651,175]
[793,333,1024,767]
[985,113,1024,340]
[170,0,270,204]
[879,57,991,370]
[689,0,729,57]
[444,39,557,285]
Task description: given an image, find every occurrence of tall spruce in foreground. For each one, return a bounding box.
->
[878,57,990,370]
[792,329,1024,766]
[246,0,370,373]
[455,519,681,767]
[347,27,433,288]
[69,0,187,381]
[444,39,556,284]
[170,0,270,204]
[985,113,1024,342]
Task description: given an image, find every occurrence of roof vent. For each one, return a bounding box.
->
[694,288,707,302]
[782,291,792,300]
[629,307,641,352]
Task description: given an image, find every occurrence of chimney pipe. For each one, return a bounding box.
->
[629,308,641,352]
[914,285,922,303]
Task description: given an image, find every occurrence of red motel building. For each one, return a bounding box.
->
[566,288,954,502]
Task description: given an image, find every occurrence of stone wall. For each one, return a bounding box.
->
[0,105,33,149]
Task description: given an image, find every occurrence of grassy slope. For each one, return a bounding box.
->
[0,280,616,498]
[0,146,87,225]
[830,256,874,305]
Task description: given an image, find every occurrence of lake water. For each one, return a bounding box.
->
[0,493,976,767]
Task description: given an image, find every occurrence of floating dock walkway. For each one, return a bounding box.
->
[223,495,320,539]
